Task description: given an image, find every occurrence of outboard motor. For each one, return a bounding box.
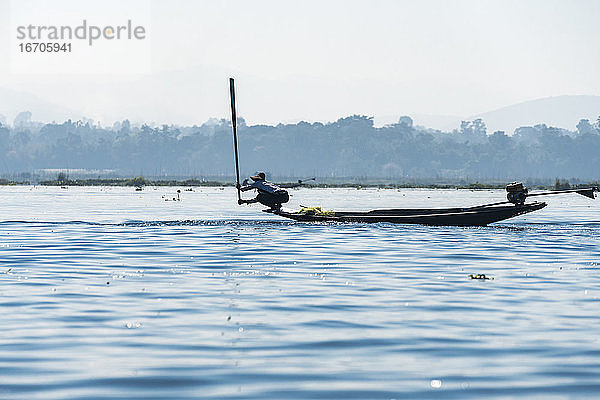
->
[506,182,528,205]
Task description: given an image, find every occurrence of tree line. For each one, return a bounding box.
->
[1,114,599,182]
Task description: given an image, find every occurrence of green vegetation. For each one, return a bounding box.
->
[8,175,590,190]
[0,178,27,185]
[1,115,600,182]
[554,178,571,190]
[37,176,226,187]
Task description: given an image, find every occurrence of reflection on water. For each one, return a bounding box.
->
[0,186,599,398]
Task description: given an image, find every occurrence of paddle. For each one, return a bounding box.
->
[229,78,242,203]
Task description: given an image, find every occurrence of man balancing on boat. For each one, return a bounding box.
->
[236,171,289,210]
[228,78,599,225]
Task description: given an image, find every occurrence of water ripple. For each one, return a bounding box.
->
[1,187,599,398]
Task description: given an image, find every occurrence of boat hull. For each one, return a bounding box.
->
[269,202,547,226]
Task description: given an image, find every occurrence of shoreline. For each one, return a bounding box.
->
[0,178,594,191]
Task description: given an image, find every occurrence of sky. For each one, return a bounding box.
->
[1,0,599,127]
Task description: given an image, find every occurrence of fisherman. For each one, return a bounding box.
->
[236,171,289,210]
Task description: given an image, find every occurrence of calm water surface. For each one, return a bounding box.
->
[1,186,599,399]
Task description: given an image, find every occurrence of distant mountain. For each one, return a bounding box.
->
[376,95,600,134]
[470,95,600,134]
[3,80,600,137]
[0,86,81,124]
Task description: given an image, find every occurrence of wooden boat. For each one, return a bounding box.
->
[228,78,597,227]
[266,201,547,226]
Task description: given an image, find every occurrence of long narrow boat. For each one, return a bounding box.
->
[228,78,597,227]
[265,185,597,226]
[267,201,547,226]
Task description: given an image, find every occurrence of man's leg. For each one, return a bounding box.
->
[256,193,277,209]
[276,191,289,205]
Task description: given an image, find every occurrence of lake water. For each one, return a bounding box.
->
[1,186,599,399]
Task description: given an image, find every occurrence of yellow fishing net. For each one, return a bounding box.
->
[298,206,335,216]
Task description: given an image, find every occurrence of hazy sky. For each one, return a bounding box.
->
[1,0,599,126]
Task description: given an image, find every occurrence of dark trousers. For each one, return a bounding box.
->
[256,191,289,209]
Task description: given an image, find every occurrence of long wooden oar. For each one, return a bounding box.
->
[229,78,242,203]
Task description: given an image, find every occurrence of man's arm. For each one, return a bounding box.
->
[238,198,258,205]
[238,182,256,192]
